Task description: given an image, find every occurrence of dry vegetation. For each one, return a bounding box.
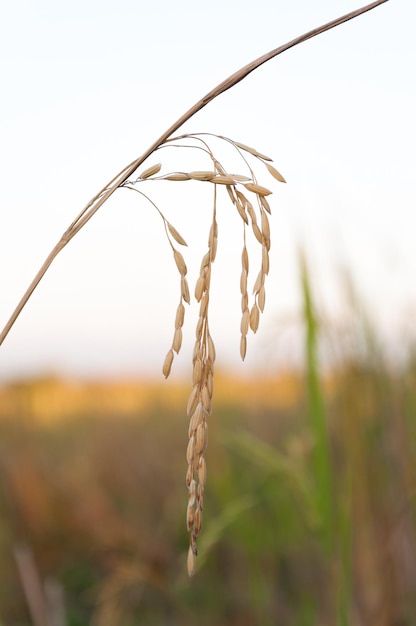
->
[0,336,415,625]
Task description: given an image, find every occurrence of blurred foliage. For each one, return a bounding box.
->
[0,270,416,625]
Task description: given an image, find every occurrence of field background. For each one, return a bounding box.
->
[0,268,415,626]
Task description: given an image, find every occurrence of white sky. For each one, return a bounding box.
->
[0,0,415,381]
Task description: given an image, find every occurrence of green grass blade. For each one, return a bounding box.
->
[300,253,334,554]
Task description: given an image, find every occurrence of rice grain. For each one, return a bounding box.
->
[139,163,162,179]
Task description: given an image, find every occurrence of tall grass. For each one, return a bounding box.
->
[301,254,334,555]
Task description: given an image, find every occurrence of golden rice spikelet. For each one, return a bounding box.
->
[181,276,190,304]
[240,269,248,294]
[244,182,273,197]
[189,171,216,181]
[214,159,226,175]
[139,162,162,179]
[163,172,191,181]
[168,223,188,246]
[253,269,265,295]
[175,302,185,328]
[199,293,209,318]
[250,303,260,333]
[229,174,251,182]
[208,218,218,262]
[211,174,236,185]
[239,243,251,359]
[187,545,195,577]
[198,456,207,486]
[201,385,211,414]
[200,252,210,272]
[233,141,272,161]
[195,421,208,455]
[240,308,250,335]
[262,245,270,275]
[172,327,182,353]
[186,503,195,532]
[188,403,204,436]
[162,350,174,379]
[240,335,247,360]
[193,358,203,386]
[258,286,266,312]
[187,387,199,417]
[261,211,270,242]
[241,292,248,313]
[266,162,287,183]
[242,245,249,273]
[186,437,195,465]
[260,195,271,214]
[245,199,257,224]
[193,506,202,536]
[173,250,187,276]
[194,276,205,302]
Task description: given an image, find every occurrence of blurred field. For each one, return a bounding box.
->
[1,273,416,625]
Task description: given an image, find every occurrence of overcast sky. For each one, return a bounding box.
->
[0,0,415,381]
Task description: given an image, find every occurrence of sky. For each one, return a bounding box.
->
[0,0,415,381]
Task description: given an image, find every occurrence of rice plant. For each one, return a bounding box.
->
[0,1,389,577]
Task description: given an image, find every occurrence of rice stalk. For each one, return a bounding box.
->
[0,0,389,577]
[122,131,286,571]
[0,0,388,349]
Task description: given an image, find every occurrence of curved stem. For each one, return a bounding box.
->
[0,0,389,346]
[0,241,67,346]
